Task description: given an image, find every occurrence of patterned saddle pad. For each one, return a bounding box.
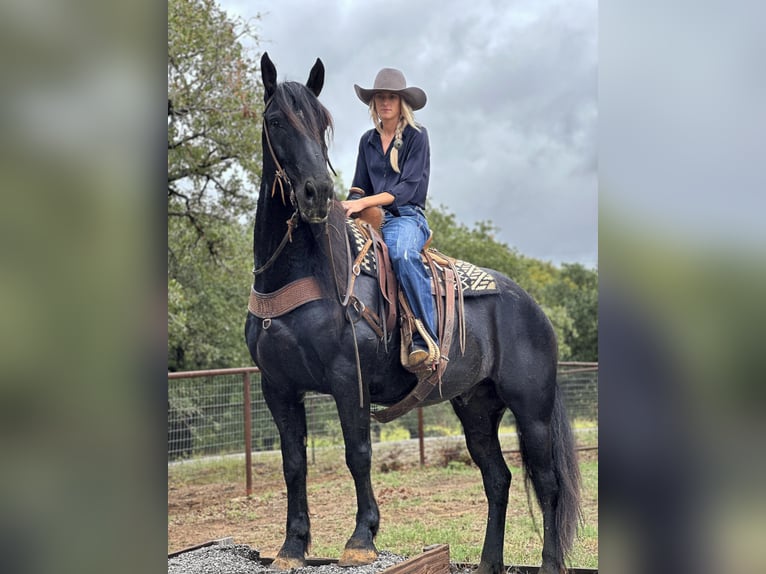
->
[346,219,499,296]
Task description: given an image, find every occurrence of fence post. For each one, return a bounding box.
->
[418,407,425,466]
[243,371,253,496]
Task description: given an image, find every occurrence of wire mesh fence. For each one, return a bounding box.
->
[168,364,597,462]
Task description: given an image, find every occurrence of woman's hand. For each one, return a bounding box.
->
[342,191,394,218]
[341,199,365,218]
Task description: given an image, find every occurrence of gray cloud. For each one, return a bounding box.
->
[224,0,597,267]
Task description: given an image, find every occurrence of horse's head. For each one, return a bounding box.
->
[261,53,335,224]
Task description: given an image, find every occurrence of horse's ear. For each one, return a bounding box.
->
[261,52,277,103]
[306,58,324,97]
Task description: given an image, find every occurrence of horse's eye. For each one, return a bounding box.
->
[269,118,280,129]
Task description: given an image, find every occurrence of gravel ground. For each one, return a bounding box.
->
[167,542,408,574]
[167,541,477,573]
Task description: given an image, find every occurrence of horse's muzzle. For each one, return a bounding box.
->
[302,211,329,224]
[297,179,333,223]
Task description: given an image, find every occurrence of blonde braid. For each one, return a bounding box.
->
[389,118,404,173]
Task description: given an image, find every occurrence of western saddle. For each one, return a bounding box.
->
[248,206,466,422]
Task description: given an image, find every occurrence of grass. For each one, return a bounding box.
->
[168,451,285,485]
[375,461,597,567]
[169,440,598,569]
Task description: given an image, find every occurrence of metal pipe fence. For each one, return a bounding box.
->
[168,363,598,469]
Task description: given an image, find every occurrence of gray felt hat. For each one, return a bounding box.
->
[354,68,427,110]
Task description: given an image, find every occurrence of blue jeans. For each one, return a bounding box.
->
[382,205,438,345]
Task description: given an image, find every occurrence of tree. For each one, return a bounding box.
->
[168,0,265,370]
[168,216,253,371]
[540,304,575,360]
[543,263,598,361]
[168,0,263,253]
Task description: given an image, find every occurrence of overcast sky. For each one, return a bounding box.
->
[221,0,597,269]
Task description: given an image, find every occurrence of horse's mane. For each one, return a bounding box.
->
[270,81,334,161]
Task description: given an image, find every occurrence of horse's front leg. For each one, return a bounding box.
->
[263,383,311,570]
[334,390,380,566]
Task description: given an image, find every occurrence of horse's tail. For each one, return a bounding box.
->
[550,388,583,561]
[519,386,583,565]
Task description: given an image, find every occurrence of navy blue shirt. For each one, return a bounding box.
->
[350,124,430,215]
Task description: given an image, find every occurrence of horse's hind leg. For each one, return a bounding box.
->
[262,384,311,569]
[512,390,581,574]
[334,393,379,567]
[451,382,511,574]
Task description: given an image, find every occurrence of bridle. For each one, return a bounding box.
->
[261,95,295,209]
[253,94,335,277]
[261,94,337,207]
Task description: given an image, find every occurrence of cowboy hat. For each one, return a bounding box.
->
[354,68,427,110]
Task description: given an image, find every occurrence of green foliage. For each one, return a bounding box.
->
[168,217,253,370]
[423,424,459,437]
[380,426,411,442]
[168,277,189,347]
[543,263,598,361]
[541,304,575,360]
[168,0,265,370]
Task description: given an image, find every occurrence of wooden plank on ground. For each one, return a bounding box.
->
[381,544,450,574]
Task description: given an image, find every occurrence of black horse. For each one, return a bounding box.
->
[245,53,581,574]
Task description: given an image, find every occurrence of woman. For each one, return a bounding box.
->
[341,67,437,368]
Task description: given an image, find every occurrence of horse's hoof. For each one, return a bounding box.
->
[338,547,378,567]
[270,556,306,570]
